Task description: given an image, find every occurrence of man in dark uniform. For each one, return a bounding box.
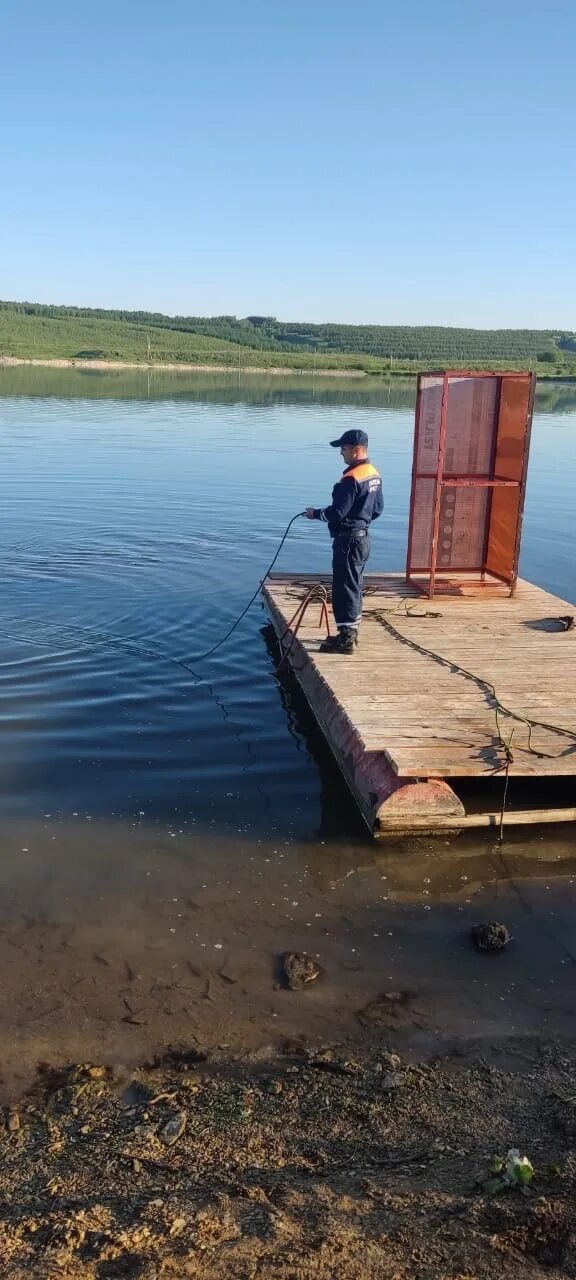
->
[305,429,383,655]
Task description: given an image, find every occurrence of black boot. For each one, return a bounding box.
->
[319,627,356,655]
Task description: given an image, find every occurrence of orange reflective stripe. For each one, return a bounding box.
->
[343,463,380,482]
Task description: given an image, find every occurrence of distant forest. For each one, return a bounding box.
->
[2,300,575,363]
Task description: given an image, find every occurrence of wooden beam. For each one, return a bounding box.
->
[376,807,576,834]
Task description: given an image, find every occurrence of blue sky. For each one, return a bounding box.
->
[1,0,574,327]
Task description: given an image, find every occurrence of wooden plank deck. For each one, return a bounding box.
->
[263,573,576,835]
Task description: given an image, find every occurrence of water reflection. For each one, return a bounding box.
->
[2,364,576,415]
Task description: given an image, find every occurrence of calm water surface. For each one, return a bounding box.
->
[0,367,575,1080]
[1,367,574,830]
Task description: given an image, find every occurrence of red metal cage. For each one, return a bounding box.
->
[406,370,536,597]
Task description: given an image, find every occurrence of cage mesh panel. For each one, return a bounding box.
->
[415,377,443,471]
[437,486,490,570]
[444,377,498,475]
[409,477,436,568]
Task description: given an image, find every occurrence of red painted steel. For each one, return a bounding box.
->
[406,371,536,598]
[428,373,449,599]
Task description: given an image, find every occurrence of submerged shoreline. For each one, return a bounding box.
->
[2,357,575,385]
[5,355,576,384]
[0,356,367,380]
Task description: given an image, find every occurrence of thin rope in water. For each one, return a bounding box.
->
[186,512,305,661]
[0,512,306,674]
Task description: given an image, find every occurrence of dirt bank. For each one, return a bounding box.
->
[1,1036,575,1279]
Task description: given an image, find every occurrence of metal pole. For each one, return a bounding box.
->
[429,372,449,599]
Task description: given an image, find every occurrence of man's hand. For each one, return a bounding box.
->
[304,507,316,519]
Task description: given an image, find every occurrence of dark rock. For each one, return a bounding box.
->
[471,922,511,952]
[281,951,323,990]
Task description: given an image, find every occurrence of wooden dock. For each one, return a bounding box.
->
[263,573,576,836]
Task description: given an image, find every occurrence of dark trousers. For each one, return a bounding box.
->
[331,530,371,628]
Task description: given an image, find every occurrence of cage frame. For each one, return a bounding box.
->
[406,370,536,598]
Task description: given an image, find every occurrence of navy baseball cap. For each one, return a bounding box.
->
[329,429,369,448]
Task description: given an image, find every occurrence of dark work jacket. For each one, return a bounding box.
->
[313,459,383,537]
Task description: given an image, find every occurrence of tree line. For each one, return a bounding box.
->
[0,299,573,363]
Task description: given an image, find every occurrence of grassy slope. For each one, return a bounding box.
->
[0,311,245,366]
[0,308,574,377]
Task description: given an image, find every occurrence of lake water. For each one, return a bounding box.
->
[1,366,575,1090]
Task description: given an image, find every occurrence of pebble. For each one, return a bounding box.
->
[160,1111,187,1145]
[380,1072,402,1092]
[134,1124,157,1142]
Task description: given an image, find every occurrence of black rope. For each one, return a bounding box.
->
[499,733,514,842]
[365,607,576,763]
[364,605,576,840]
[281,582,576,839]
[185,512,305,662]
[258,584,576,760]
[0,614,207,683]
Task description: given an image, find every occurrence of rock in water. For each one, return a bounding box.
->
[471,922,511,952]
[281,951,322,990]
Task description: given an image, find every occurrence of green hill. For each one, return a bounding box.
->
[1,299,574,375]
